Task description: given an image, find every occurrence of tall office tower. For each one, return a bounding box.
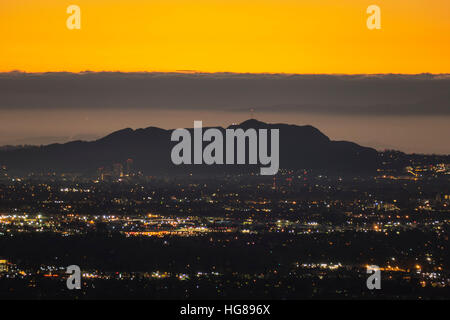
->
[113,163,124,178]
[126,158,134,176]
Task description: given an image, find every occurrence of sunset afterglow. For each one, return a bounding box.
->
[1,0,450,73]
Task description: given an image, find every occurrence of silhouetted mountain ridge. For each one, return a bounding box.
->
[0,120,379,175]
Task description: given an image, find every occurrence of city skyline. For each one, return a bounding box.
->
[1,0,449,304]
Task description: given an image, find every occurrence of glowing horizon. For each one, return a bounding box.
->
[1,0,449,74]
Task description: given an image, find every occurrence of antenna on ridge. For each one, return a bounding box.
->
[250,108,255,120]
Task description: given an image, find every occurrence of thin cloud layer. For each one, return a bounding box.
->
[0,72,449,116]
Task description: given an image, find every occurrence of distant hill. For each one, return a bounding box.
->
[0,120,379,175]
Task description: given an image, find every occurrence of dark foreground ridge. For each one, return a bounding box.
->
[0,119,379,175]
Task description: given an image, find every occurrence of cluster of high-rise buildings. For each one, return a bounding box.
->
[97,158,135,180]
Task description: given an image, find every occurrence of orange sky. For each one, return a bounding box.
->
[1,0,450,73]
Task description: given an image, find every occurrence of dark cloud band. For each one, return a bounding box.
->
[0,72,449,116]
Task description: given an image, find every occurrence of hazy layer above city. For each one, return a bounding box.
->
[0,72,449,154]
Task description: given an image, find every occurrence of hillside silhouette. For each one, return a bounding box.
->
[0,120,379,175]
